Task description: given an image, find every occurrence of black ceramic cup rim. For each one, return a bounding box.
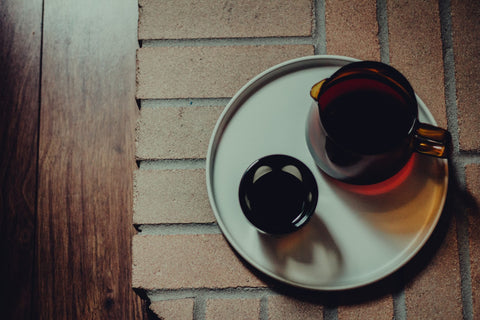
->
[238,154,319,235]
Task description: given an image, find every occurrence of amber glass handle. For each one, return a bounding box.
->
[310,80,326,100]
[414,123,450,158]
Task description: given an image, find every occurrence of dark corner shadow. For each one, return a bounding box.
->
[132,288,161,320]
[445,135,480,219]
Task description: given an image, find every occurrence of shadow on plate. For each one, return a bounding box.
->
[258,214,343,289]
[227,156,480,311]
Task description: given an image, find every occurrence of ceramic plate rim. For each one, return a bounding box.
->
[205,55,448,291]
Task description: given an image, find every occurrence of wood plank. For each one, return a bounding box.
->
[36,0,146,318]
[0,0,43,318]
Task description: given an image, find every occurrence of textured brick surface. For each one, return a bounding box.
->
[466,164,480,318]
[268,295,323,320]
[132,234,266,289]
[451,0,480,151]
[206,298,261,320]
[138,0,313,40]
[149,299,194,320]
[337,295,393,320]
[404,218,462,319]
[388,0,447,128]
[133,169,214,224]
[325,0,380,60]
[136,45,314,99]
[136,106,224,160]
[133,1,479,319]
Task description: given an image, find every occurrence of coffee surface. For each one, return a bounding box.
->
[322,88,414,154]
[248,170,306,226]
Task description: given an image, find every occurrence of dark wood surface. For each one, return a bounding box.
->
[1,0,147,319]
[0,1,42,319]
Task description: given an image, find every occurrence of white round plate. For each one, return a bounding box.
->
[206,55,448,291]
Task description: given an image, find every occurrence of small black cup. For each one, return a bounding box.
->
[239,155,318,234]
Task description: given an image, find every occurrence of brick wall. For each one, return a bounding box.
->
[133,0,480,319]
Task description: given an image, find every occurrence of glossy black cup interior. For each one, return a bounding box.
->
[239,155,318,234]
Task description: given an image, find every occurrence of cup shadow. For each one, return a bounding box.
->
[257,155,475,307]
[258,213,343,289]
[228,152,480,309]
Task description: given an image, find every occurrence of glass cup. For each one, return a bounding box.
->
[238,155,318,234]
[306,61,449,186]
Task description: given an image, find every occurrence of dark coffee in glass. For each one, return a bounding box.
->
[307,61,449,185]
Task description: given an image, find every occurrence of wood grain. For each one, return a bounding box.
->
[0,0,42,319]
[36,0,146,318]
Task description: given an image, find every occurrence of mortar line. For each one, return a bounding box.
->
[142,36,313,48]
[439,0,473,318]
[313,0,326,55]
[323,305,338,320]
[136,223,221,235]
[140,98,231,109]
[376,0,390,64]
[147,288,274,302]
[259,296,269,320]
[448,155,473,320]
[459,153,480,165]
[194,295,206,320]
[450,157,474,320]
[438,0,460,154]
[393,289,406,320]
[138,158,206,170]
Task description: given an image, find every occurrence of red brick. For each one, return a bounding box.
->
[325,0,380,60]
[138,0,313,40]
[451,0,480,151]
[133,169,215,224]
[337,295,393,320]
[149,299,194,320]
[135,106,224,160]
[132,234,266,289]
[206,298,261,320]
[388,0,447,128]
[268,295,323,320]
[404,218,462,319]
[465,164,480,317]
[136,45,314,99]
